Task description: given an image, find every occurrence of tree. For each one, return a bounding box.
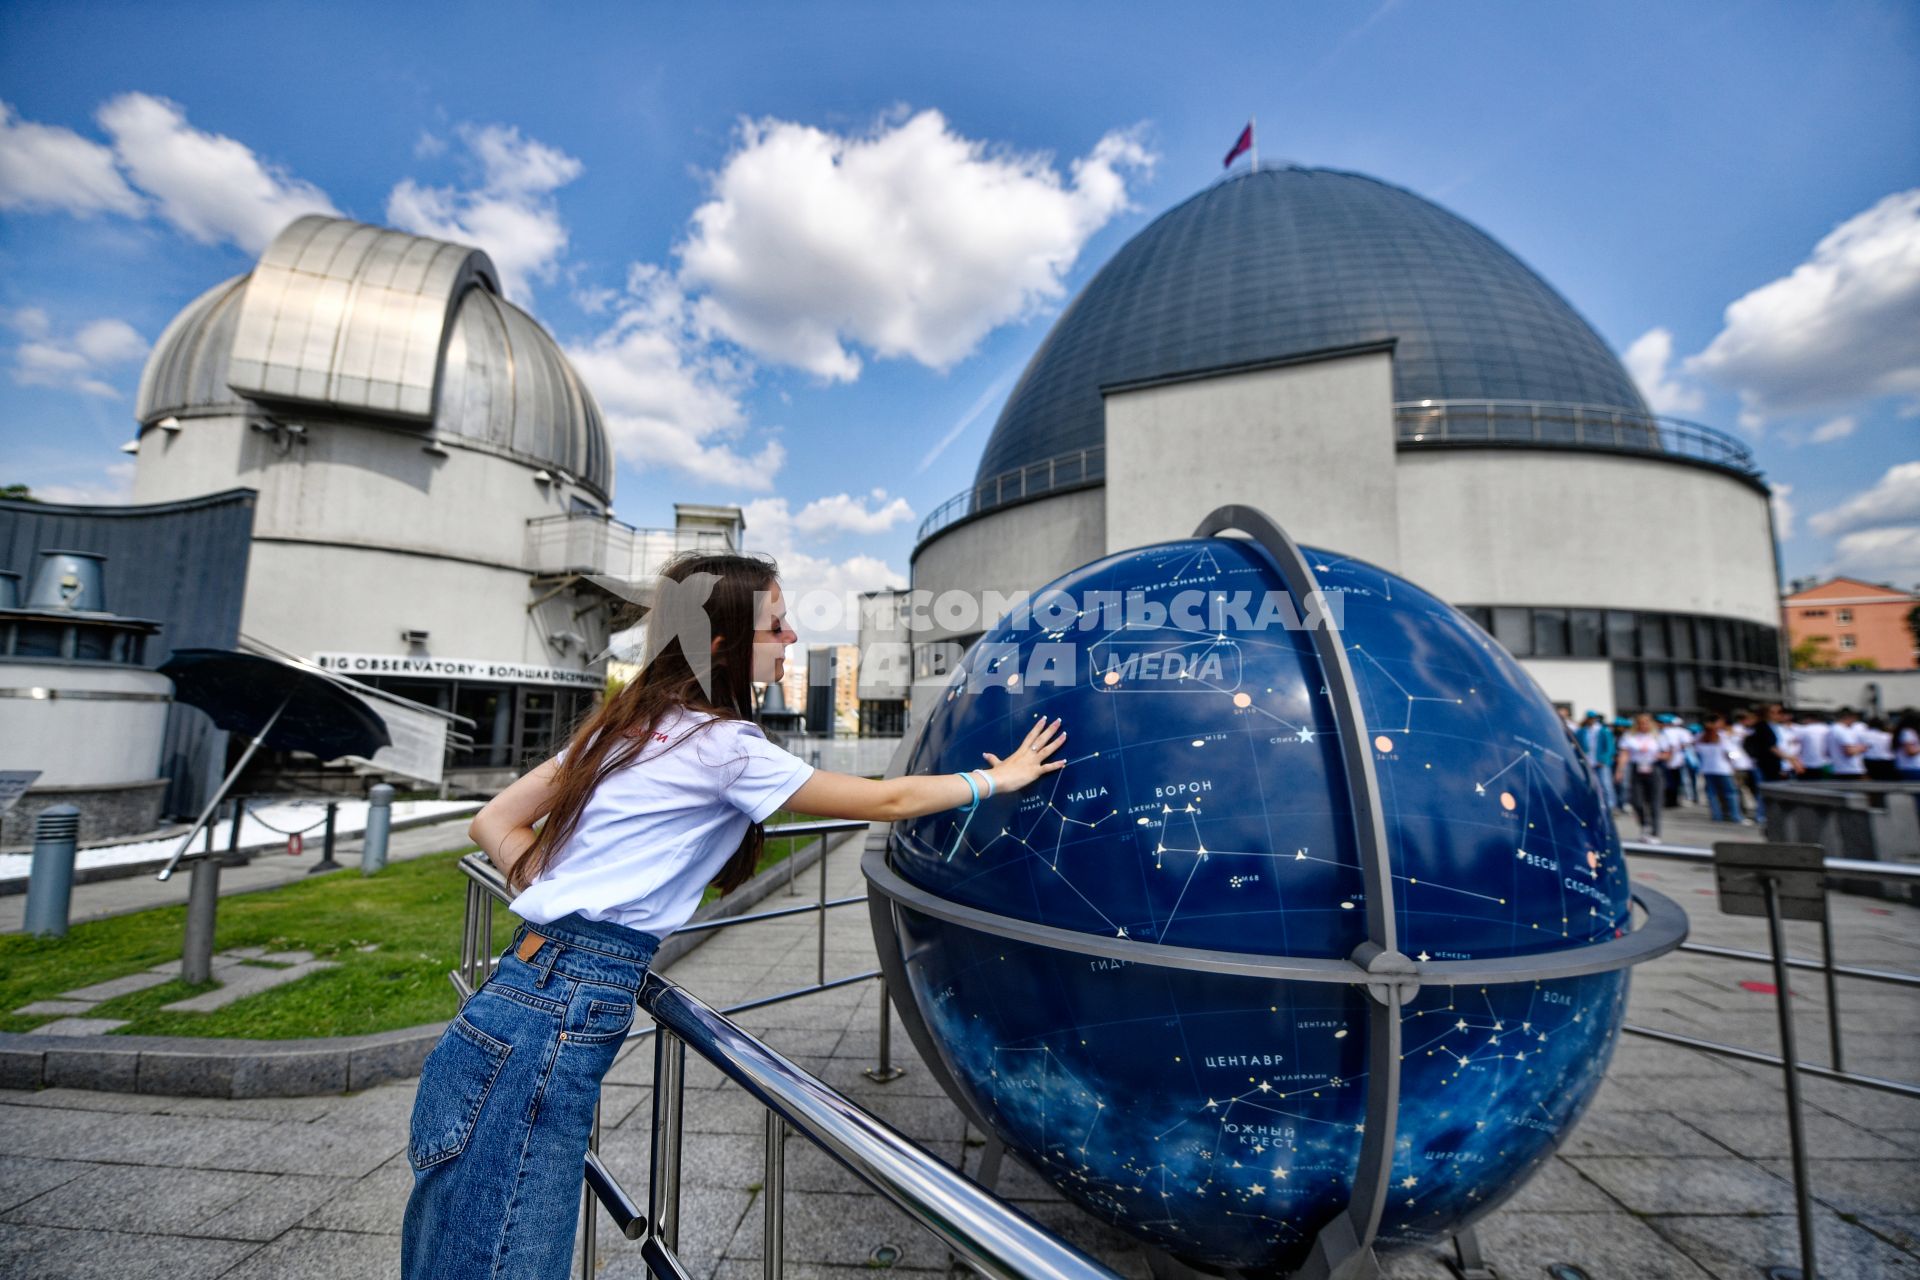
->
[1790,635,1836,670]
[0,484,36,502]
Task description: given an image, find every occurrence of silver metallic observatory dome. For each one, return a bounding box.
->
[974,166,1650,486]
[135,215,611,501]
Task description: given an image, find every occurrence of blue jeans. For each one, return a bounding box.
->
[1704,772,1742,823]
[402,912,660,1279]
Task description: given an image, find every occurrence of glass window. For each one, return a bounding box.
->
[1570,610,1604,658]
[1672,665,1697,711]
[1837,608,1853,625]
[1460,606,1493,635]
[73,626,112,662]
[14,622,64,658]
[1492,607,1532,656]
[1611,662,1641,712]
[1531,608,1569,657]
[1639,613,1669,659]
[1670,616,1694,660]
[1642,662,1673,708]
[1606,611,1637,657]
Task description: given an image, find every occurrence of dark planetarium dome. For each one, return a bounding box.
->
[973,166,1650,485]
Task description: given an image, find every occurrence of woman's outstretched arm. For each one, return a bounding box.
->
[784,716,1067,823]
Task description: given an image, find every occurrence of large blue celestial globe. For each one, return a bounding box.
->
[878,534,1632,1274]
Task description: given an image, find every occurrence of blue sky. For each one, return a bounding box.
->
[3,0,1916,627]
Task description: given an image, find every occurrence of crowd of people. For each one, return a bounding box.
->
[1565,704,1920,844]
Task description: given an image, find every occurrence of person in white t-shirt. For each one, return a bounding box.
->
[1896,712,1920,780]
[1796,713,1834,776]
[1695,714,1744,823]
[1615,713,1670,842]
[1864,717,1897,781]
[402,552,1068,1277]
[1828,708,1870,779]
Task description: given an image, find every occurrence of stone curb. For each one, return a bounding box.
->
[0,1021,445,1098]
[0,825,858,1098]
[0,805,482,895]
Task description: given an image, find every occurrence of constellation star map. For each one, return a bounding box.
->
[887,537,1632,1272]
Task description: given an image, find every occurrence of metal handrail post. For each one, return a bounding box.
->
[581,1100,602,1279]
[650,1029,687,1252]
[865,976,906,1083]
[1764,876,1819,1280]
[763,1113,787,1280]
[1819,912,1844,1072]
[817,832,829,987]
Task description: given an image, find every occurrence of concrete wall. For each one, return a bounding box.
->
[857,590,911,701]
[1395,450,1778,625]
[132,413,608,678]
[1103,348,1399,568]
[132,412,589,570]
[1794,669,1920,715]
[1520,658,1617,720]
[909,485,1106,647]
[0,663,170,787]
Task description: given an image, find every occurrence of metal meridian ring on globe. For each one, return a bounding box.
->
[865,844,1687,988]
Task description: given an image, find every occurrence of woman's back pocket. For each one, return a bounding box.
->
[408,1014,513,1170]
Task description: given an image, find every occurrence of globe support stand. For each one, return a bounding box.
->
[864,505,1690,1280]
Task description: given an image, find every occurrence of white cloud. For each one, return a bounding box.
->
[1826,526,1920,586]
[0,101,144,217]
[1687,188,1920,425]
[1621,327,1704,416]
[741,496,906,645]
[565,266,783,490]
[29,461,135,506]
[388,124,581,301]
[1771,483,1795,541]
[1810,461,1920,585]
[97,93,337,253]
[9,314,148,399]
[677,109,1154,380]
[1809,461,1920,538]
[792,489,915,537]
[1809,415,1857,444]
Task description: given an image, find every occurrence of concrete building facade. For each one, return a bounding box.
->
[1783,577,1918,670]
[890,168,1784,728]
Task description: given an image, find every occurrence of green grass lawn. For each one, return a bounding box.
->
[0,806,849,1040]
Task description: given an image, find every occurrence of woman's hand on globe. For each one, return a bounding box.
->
[982,716,1067,793]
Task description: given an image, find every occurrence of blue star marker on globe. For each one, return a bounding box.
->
[865,506,1686,1277]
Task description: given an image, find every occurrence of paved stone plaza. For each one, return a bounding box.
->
[0,813,1915,1279]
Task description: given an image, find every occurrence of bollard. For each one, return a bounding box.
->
[182,856,221,983]
[309,800,342,875]
[23,805,81,937]
[218,797,250,867]
[361,784,394,875]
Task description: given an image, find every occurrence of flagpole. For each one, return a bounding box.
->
[1251,115,1257,173]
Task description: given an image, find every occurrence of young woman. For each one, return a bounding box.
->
[1615,713,1670,843]
[400,552,1068,1279]
[1695,714,1743,824]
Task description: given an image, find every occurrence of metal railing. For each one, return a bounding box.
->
[1616,838,1920,1098]
[913,399,1761,549]
[524,513,757,581]
[1393,399,1761,475]
[915,446,1105,544]
[1618,838,1920,1280]
[451,820,1116,1280]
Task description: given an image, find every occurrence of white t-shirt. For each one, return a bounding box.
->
[1797,721,1833,768]
[1829,722,1870,776]
[1899,728,1920,775]
[1727,726,1755,772]
[1658,725,1693,768]
[510,708,816,938]
[1866,728,1895,762]
[1620,732,1666,774]
[1695,738,1734,776]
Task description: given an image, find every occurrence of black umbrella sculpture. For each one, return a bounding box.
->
[155,649,392,880]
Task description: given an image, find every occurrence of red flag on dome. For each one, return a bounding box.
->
[1223,121,1253,169]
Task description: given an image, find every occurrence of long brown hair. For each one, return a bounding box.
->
[509,550,781,895]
